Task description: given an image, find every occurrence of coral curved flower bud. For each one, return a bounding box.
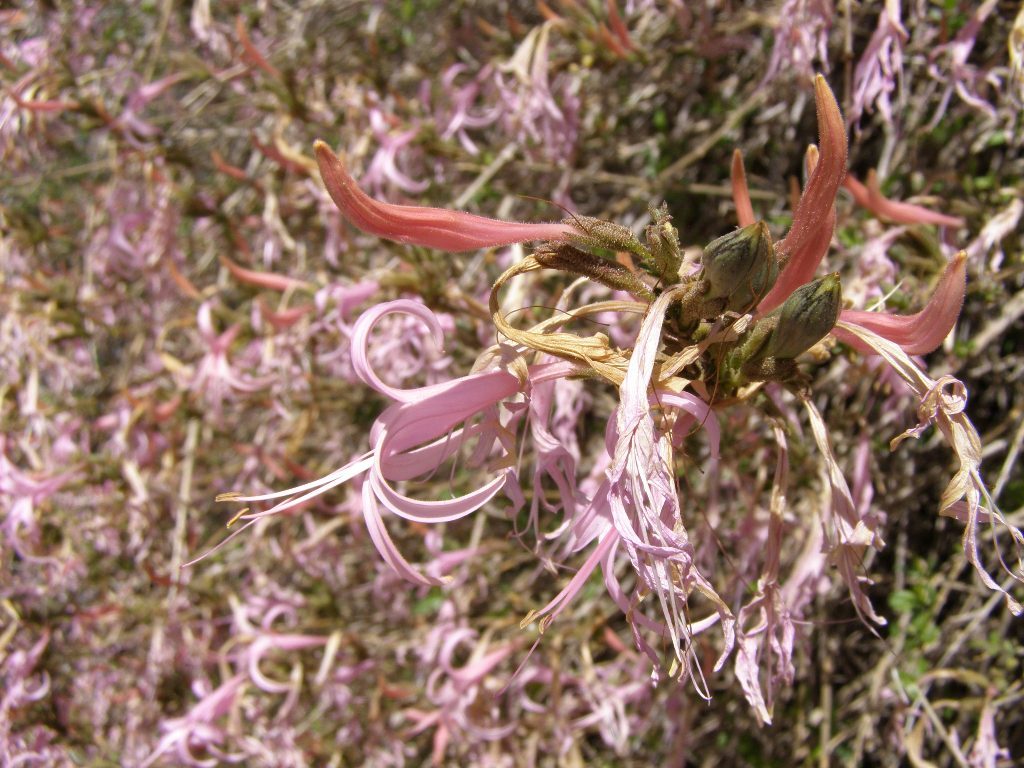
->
[777,76,847,261]
[731,149,756,228]
[843,170,965,228]
[314,141,573,251]
[763,273,842,360]
[836,251,967,355]
[702,221,778,312]
[757,77,845,317]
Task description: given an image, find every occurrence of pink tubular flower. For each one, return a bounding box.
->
[843,170,965,228]
[735,76,966,358]
[835,252,967,355]
[313,141,573,251]
[757,75,847,315]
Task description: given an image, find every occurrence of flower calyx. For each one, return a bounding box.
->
[701,220,779,313]
[736,272,842,382]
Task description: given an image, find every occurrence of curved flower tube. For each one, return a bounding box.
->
[775,75,847,262]
[834,251,967,355]
[314,140,573,251]
[757,77,846,315]
[730,149,756,228]
[843,170,965,228]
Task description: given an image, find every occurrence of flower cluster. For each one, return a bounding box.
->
[220,76,1022,719]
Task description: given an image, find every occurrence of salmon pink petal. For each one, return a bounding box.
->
[314,141,573,251]
[731,149,756,227]
[844,170,965,227]
[759,79,846,316]
[835,251,967,355]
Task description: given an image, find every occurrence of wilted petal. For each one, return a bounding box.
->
[314,141,573,251]
[836,251,967,355]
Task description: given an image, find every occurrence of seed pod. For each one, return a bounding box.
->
[566,216,648,258]
[644,204,683,280]
[761,272,842,360]
[534,243,654,301]
[701,221,778,312]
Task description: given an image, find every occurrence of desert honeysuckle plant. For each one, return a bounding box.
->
[213,75,1022,721]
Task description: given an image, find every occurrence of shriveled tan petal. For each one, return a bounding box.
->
[836,320,1024,615]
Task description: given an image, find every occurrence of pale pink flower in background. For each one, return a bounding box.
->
[493,23,580,170]
[141,675,248,767]
[187,302,274,417]
[763,0,833,85]
[0,631,60,766]
[0,436,76,565]
[362,105,429,196]
[927,0,1000,122]
[849,0,906,126]
[432,63,501,156]
[404,607,517,764]
[109,73,188,147]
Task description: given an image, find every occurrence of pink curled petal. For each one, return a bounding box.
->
[361,481,444,586]
[314,141,573,251]
[838,251,966,355]
[757,207,835,316]
[248,635,326,693]
[438,629,479,670]
[352,300,445,401]
[731,149,756,227]
[369,462,506,524]
[376,370,521,455]
[657,391,720,459]
[531,529,619,624]
[777,76,847,261]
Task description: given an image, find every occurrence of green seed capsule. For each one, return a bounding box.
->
[701,221,778,312]
[761,272,842,360]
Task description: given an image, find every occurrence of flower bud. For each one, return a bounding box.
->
[701,221,778,312]
[761,272,842,360]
